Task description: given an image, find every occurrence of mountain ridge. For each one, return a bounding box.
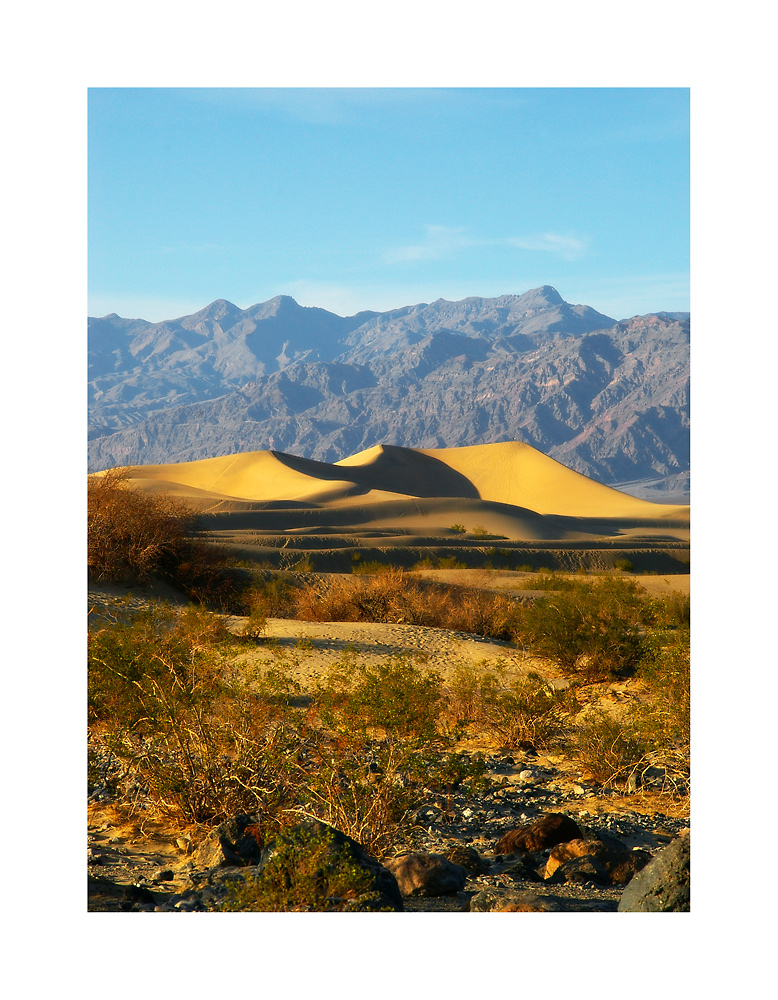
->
[88,287,689,500]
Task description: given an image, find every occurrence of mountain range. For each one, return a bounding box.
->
[88,286,690,501]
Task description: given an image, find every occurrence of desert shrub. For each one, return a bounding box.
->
[290,569,523,641]
[88,469,195,584]
[242,574,298,617]
[444,663,503,728]
[511,576,648,679]
[88,468,249,610]
[636,625,690,746]
[436,556,466,569]
[88,602,301,824]
[447,589,520,640]
[571,623,689,792]
[217,824,375,912]
[315,654,442,741]
[614,558,634,572]
[444,663,570,750]
[572,708,649,784]
[351,560,392,575]
[294,733,421,857]
[479,672,569,750]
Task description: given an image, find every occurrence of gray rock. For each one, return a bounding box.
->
[618,831,690,912]
[470,887,616,912]
[190,813,265,869]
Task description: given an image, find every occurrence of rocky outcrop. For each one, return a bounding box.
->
[618,830,690,912]
[190,813,265,869]
[88,290,689,495]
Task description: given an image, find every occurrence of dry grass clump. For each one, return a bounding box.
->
[290,568,521,640]
[444,663,571,751]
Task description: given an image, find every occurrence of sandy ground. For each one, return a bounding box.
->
[88,444,690,909]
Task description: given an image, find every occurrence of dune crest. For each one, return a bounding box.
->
[113,441,688,523]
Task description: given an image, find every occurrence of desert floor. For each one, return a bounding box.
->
[87,566,690,912]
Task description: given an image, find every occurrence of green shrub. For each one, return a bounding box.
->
[352,560,392,575]
[637,625,690,745]
[316,654,442,741]
[614,559,634,572]
[572,708,649,784]
[511,577,648,679]
[436,556,466,569]
[88,601,300,823]
[444,663,570,750]
[450,524,466,534]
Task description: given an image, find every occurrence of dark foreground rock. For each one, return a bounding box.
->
[495,813,583,854]
[385,853,468,897]
[470,887,617,913]
[190,813,265,869]
[545,838,651,885]
[618,830,690,912]
[255,821,404,912]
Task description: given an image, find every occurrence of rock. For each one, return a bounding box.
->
[545,838,605,877]
[606,849,652,885]
[258,821,404,912]
[469,887,616,913]
[547,855,611,886]
[502,857,544,882]
[444,844,489,875]
[546,839,651,885]
[495,813,582,855]
[618,831,690,912]
[191,813,265,869]
[385,853,468,897]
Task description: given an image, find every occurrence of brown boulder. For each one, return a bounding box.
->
[545,838,651,885]
[385,852,468,897]
[495,813,582,855]
[545,838,608,878]
[444,844,489,875]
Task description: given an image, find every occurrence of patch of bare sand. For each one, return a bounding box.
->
[226,616,553,690]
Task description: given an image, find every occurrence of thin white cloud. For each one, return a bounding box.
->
[385,226,588,265]
[383,225,476,264]
[505,232,587,261]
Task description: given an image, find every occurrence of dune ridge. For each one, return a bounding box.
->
[121,441,688,521]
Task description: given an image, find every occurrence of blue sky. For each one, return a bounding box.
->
[89,87,689,322]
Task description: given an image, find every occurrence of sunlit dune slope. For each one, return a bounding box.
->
[112,441,688,522]
[337,442,687,519]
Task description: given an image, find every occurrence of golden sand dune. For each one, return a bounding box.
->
[126,441,688,522]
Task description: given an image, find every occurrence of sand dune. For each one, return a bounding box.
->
[123,441,688,521]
